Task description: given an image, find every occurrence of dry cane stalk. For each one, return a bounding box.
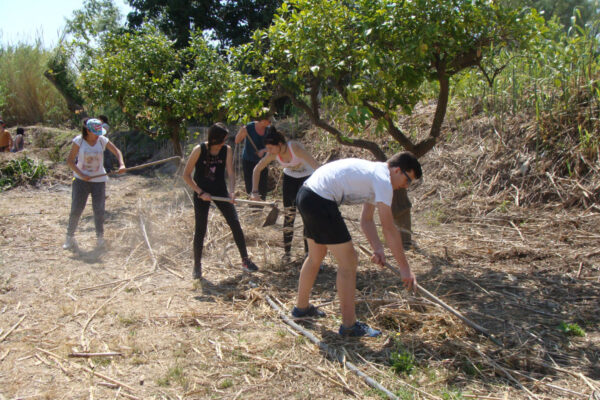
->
[0,315,25,343]
[266,295,400,400]
[37,348,139,398]
[69,352,123,358]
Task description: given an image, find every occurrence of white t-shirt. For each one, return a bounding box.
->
[305,158,393,206]
[73,135,109,183]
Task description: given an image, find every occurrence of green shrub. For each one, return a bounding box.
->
[390,348,416,375]
[0,157,47,190]
[558,322,586,337]
[0,42,70,125]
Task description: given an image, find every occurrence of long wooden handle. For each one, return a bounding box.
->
[356,244,503,347]
[245,134,260,154]
[88,156,182,179]
[210,196,276,207]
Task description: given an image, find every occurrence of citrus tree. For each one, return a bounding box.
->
[78,27,231,155]
[225,0,544,240]
[226,0,544,160]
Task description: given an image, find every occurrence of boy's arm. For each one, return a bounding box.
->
[377,202,416,291]
[361,203,385,261]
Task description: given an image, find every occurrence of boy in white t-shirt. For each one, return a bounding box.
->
[293,152,422,337]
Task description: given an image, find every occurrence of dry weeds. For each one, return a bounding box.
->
[0,115,598,399]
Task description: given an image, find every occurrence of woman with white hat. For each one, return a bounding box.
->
[63,118,126,251]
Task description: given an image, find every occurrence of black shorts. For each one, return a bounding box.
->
[296,186,351,245]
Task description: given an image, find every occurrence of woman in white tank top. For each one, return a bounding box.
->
[250,126,320,260]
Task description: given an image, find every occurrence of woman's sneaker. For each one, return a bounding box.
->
[193,264,202,279]
[339,321,381,337]
[62,235,78,251]
[291,304,325,318]
[242,258,258,272]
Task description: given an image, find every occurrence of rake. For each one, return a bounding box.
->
[210,196,279,227]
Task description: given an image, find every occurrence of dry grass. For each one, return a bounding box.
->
[0,112,599,399]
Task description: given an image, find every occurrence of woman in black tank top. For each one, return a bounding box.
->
[183,123,259,278]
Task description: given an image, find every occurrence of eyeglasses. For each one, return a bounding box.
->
[402,170,412,185]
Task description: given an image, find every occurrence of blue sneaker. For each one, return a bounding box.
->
[291,305,325,318]
[339,321,382,337]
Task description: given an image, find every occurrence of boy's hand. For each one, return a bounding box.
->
[370,248,386,266]
[400,268,417,293]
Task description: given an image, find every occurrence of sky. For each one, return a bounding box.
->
[0,0,133,48]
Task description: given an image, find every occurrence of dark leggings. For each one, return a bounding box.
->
[242,159,268,200]
[282,174,309,255]
[67,178,106,237]
[193,196,248,268]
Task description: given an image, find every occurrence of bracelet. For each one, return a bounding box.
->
[251,190,259,195]
[198,189,204,196]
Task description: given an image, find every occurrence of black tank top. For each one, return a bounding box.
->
[193,142,228,196]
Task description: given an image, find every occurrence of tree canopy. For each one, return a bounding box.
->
[126,0,282,48]
[226,0,544,160]
[79,27,231,155]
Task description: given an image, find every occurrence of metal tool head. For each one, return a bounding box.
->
[262,206,279,227]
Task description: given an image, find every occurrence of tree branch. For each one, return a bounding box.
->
[283,90,388,161]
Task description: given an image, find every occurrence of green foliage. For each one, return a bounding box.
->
[452,14,600,176]
[394,388,415,400]
[559,322,586,337]
[0,43,70,125]
[366,388,395,399]
[228,0,543,158]
[126,0,282,48]
[156,365,186,387]
[439,388,465,400]
[218,378,233,389]
[0,157,47,191]
[65,0,126,72]
[505,0,598,28]
[390,347,416,375]
[78,27,231,153]
[46,46,85,104]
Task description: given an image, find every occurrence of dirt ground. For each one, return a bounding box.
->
[0,125,599,399]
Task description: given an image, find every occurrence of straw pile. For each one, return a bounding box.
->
[0,110,598,399]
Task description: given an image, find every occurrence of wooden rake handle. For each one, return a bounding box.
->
[244,133,260,154]
[210,196,276,207]
[356,244,503,347]
[88,156,182,179]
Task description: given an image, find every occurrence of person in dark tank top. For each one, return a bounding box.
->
[234,115,271,200]
[183,123,259,279]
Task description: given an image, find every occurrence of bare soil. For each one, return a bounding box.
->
[0,118,599,399]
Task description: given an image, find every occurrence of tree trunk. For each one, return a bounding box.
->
[392,188,412,248]
[170,131,183,157]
